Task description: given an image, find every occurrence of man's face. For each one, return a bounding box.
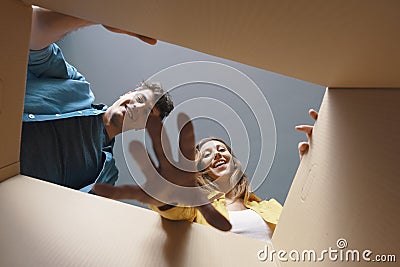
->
[108,89,157,131]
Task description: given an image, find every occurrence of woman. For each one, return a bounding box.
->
[150,137,282,242]
[95,110,318,235]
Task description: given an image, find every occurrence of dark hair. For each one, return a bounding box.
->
[138,81,174,120]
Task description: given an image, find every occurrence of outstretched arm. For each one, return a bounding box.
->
[94,113,232,232]
[30,6,157,50]
[30,7,94,50]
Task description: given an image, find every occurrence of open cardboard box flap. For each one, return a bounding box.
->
[0,0,31,180]
[24,0,400,88]
[0,175,275,266]
[1,0,399,266]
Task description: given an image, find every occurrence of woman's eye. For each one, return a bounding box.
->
[203,153,210,158]
[218,148,225,152]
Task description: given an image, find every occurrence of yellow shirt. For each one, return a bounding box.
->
[149,191,282,233]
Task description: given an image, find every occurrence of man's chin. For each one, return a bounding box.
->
[122,121,145,132]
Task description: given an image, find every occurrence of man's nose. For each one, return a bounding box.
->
[128,103,139,113]
[134,102,146,109]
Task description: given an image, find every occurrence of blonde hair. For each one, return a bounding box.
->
[195,137,251,201]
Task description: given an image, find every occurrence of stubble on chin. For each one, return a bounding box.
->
[110,113,123,132]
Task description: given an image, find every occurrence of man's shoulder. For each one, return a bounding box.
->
[28,43,60,68]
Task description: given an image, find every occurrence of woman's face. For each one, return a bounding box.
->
[199,140,234,181]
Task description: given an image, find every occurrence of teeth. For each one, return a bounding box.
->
[214,160,226,168]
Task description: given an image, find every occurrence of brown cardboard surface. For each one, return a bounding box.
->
[0,162,20,182]
[1,1,399,266]
[0,0,31,181]
[0,175,275,267]
[272,88,400,266]
[24,0,400,87]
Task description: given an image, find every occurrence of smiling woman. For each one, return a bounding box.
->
[94,110,318,235]
[192,137,283,242]
[145,137,283,242]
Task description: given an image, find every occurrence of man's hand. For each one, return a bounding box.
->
[30,7,157,50]
[102,25,157,45]
[94,113,231,231]
[295,109,318,160]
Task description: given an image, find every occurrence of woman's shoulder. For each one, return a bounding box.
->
[246,193,283,224]
[248,193,282,209]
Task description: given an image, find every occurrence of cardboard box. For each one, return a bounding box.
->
[0,0,31,182]
[0,175,275,266]
[1,0,399,266]
[274,88,400,266]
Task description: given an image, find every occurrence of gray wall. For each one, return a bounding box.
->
[58,25,324,205]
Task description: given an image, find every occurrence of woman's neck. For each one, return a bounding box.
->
[225,196,246,211]
[214,174,232,193]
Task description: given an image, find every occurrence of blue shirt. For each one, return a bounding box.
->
[20,44,118,191]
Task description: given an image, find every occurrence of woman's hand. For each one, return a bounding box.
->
[295,109,318,160]
[94,113,231,231]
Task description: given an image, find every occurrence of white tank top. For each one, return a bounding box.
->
[228,209,272,242]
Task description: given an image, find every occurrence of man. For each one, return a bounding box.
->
[20,7,173,192]
[22,7,232,233]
